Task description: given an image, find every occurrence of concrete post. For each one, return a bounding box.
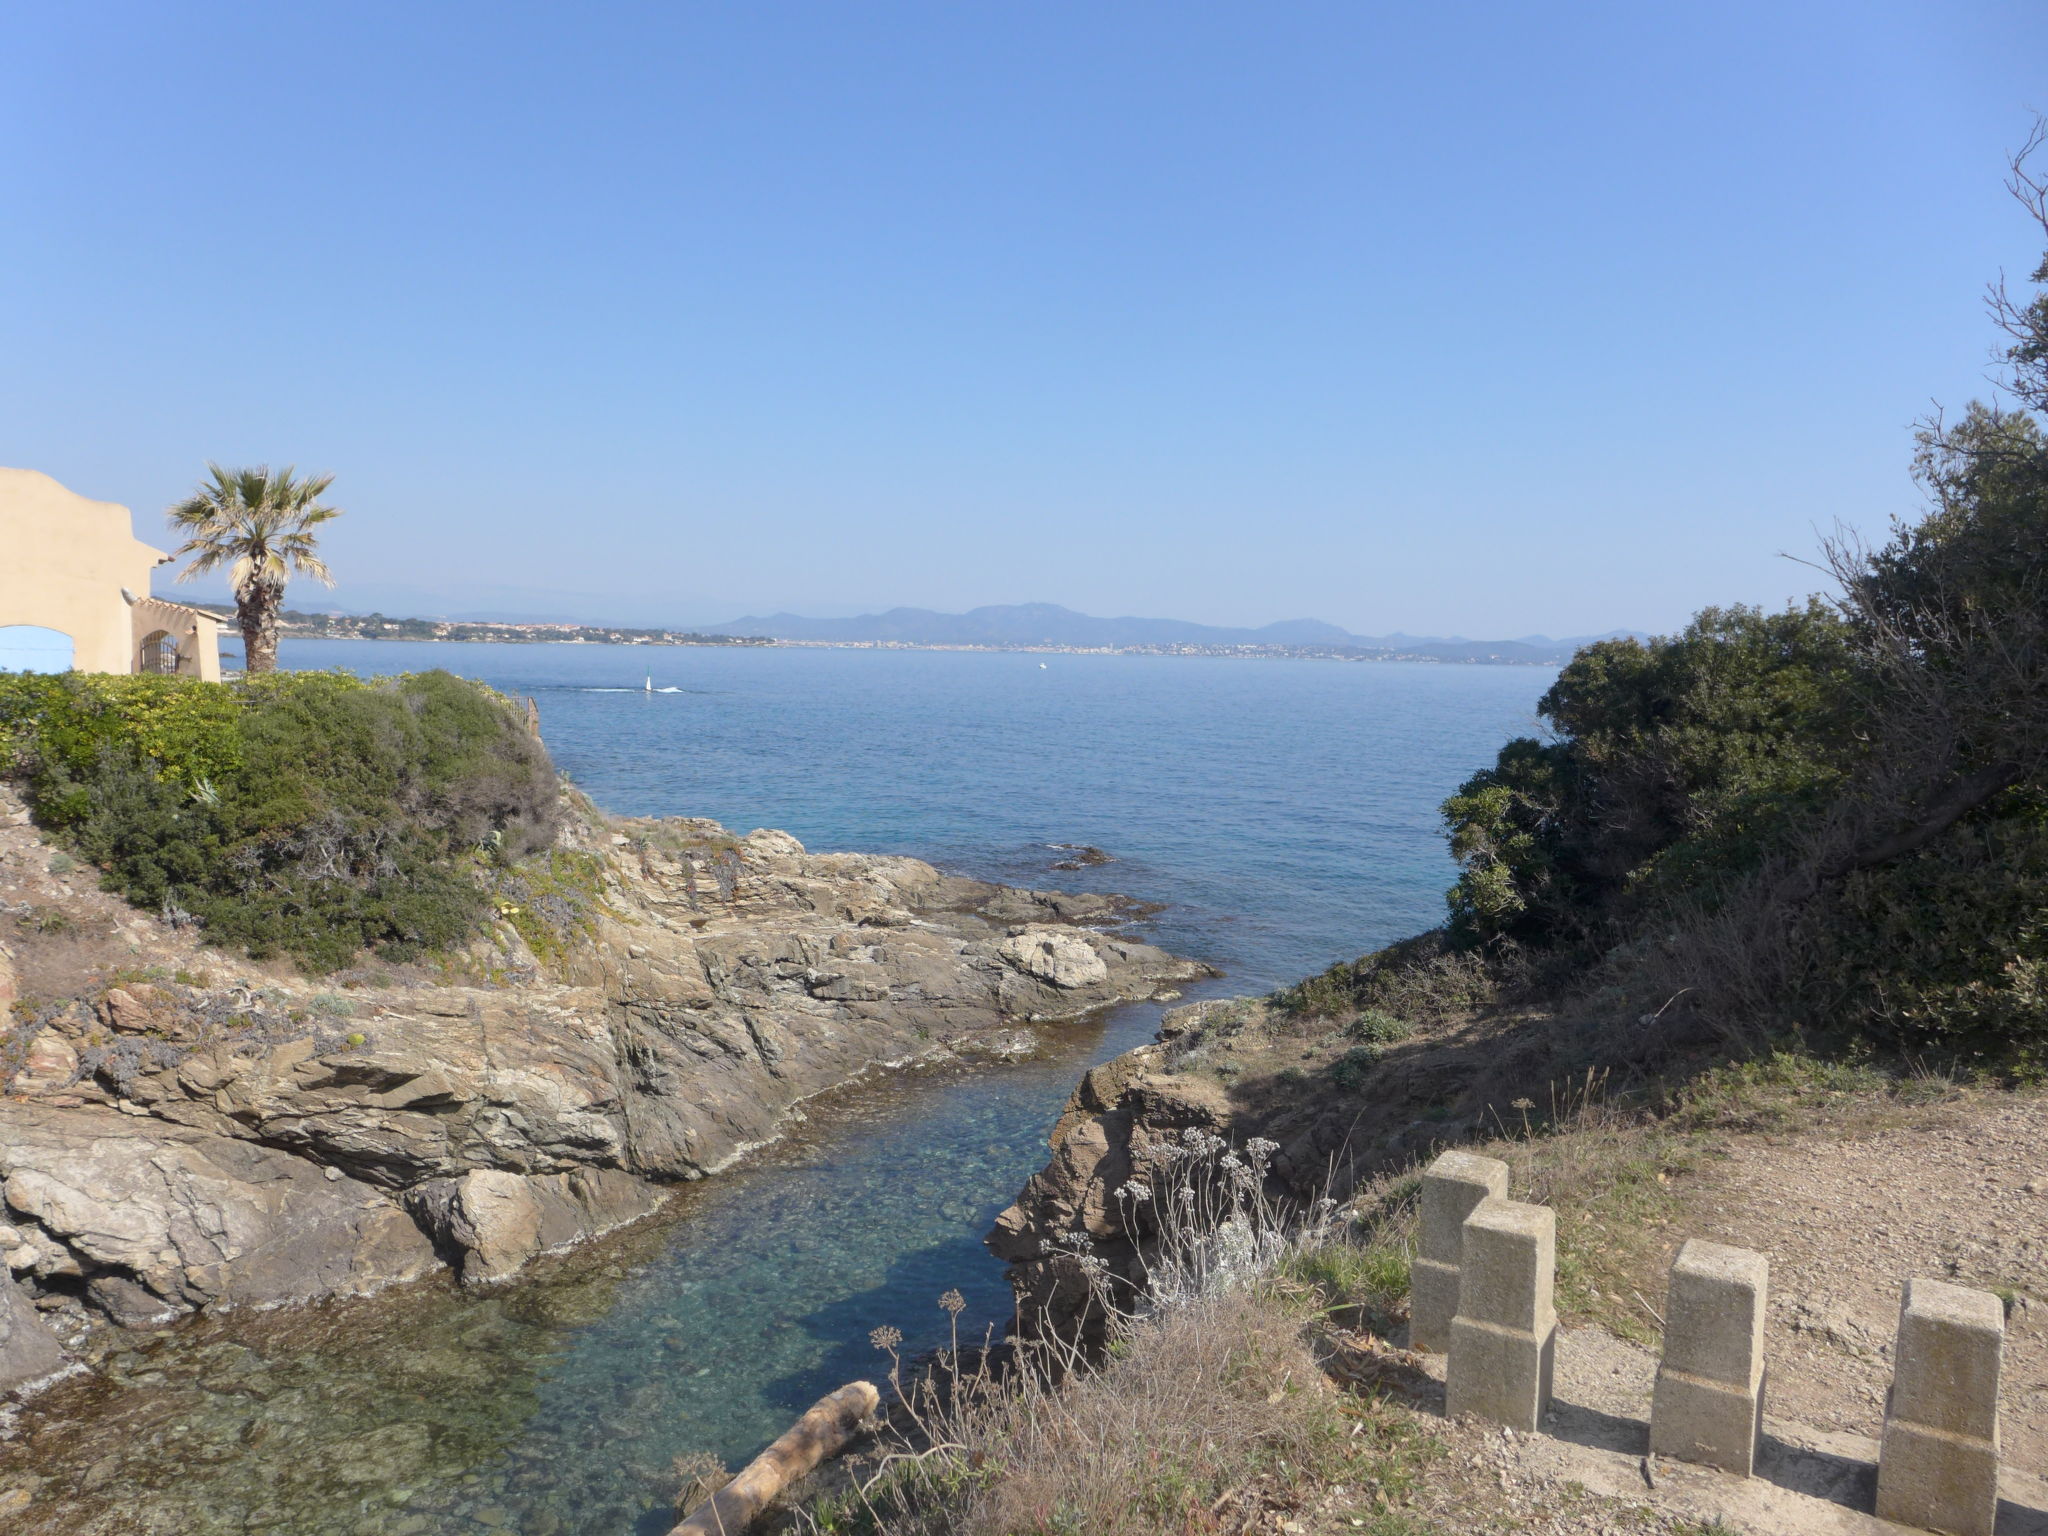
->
[1445,1196,1556,1430]
[1649,1239,1768,1475]
[1875,1278,2003,1536]
[1411,1150,1509,1353]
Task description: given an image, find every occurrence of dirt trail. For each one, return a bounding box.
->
[1386,1089,2048,1535]
[1687,1092,2048,1474]
[1259,1088,2048,1536]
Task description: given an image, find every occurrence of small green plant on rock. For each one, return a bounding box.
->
[1327,1045,1382,1093]
[1345,1008,1411,1044]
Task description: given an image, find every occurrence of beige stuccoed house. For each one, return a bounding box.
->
[0,467,226,679]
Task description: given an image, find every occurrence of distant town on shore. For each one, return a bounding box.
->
[217,599,1638,666]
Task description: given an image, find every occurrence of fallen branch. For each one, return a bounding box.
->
[671,1379,880,1535]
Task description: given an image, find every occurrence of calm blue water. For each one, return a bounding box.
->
[285,639,1552,993]
[16,643,1550,1535]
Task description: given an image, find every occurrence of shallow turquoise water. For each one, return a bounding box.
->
[8,644,1551,1534]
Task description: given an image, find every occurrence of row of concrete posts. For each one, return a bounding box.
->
[1413,1150,2008,1536]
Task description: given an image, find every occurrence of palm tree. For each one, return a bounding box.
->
[168,464,342,674]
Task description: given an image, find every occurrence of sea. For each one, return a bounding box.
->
[12,640,1554,1535]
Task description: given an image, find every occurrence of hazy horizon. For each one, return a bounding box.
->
[220,581,1646,643]
[8,3,2045,638]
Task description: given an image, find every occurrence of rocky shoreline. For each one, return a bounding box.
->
[0,785,1212,1400]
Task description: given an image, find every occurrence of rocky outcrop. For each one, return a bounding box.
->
[989,985,1543,1345]
[987,1035,1236,1343]
[0,1273,69,1395]
[996,927,1111,990]
[565,822,1210,1179]
[406,1167,666,1284]
[0,1102,438,1327]
[0,784,1212,1349]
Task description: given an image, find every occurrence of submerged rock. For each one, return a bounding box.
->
[1049,844,1113,870]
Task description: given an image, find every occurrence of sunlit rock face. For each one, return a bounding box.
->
[0,787,1211,1333]
[0,1102,438,1327]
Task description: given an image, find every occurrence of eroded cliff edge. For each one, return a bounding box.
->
[987,975,1567,1344]
[0,785,1212,1393]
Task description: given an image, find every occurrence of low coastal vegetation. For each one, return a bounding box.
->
[0,669,557,970]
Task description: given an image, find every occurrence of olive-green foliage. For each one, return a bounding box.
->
[1436,390,2048,1055]
[0,670,558,971]
[1441,601,1858,949]
[1273,931,1500,1027]
[1346,1008,1412,1045]
[1327,1045,1382,1093]
[492,847,609,969]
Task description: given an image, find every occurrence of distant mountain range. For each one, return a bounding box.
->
[705,603,1646,664]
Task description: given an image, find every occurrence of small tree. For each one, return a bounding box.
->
[168,464,342,673]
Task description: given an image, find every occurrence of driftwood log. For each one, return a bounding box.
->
[670,1379,881,1535]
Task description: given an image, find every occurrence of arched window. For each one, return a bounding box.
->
[0,625,74,674]
[139,630,183,675]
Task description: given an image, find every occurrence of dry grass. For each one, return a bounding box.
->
[788,1047,1966,1536]
[1313,1048,1931,1347]
[801,1284,1440,1536]
[795,1132,1445,1536]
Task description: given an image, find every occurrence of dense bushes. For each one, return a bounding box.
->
[0,670,559,971]
[1428,149,2048,1064]
[1440,601,1860,949]
[1435,417,2048,1060]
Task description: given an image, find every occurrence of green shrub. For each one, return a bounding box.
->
[1274,934,1504,1028]
[1345,1008,1411,1044]
[1327,1045,1381,1093]
[0,670,559,972]
[1431,407,2048,1056]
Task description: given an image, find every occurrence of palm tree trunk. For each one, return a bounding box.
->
[239,581,282,674]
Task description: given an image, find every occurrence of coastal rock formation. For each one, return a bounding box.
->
[0,784,1211,1350]
[996,927,1112,991]
[0,1274,69,1396]
[576,821,1207,1178]
[406,1167,666,1284]
[0,1102,438,1326]
[988,982,1587,1345]
[987,1033,1235,1343]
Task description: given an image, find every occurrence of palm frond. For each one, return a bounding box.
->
[164,463,345,594]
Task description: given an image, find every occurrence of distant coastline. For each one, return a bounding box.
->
[195,604,773,650]
[220,600,1595,666]
[254,616,1566,666]
[759,637,1565,665]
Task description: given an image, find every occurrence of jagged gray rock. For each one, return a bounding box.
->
[0,1272,69,1395]
[406,1167,666,1283]
[998,927,1113,990]
[0,1103,438,1325]
[0,794,1213,1324]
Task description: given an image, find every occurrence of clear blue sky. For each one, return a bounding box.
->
[4,2,2044,636]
